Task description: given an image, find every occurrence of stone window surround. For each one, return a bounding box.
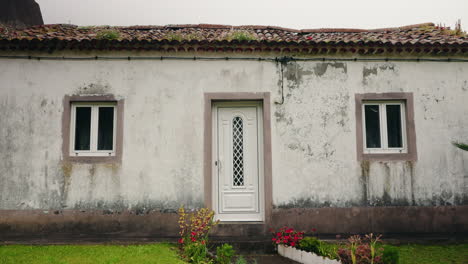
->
[355,92,417,161]
[62,95,124,163]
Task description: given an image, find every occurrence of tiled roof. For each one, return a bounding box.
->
[1,23,467,55]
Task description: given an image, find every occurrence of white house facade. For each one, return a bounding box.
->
[0,23,467,241]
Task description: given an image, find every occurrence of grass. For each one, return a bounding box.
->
[0,243,187,264]
[96,29,120,40]
[394,244,468,264]
[225,31,257,41]
[1,243,467,264]
[306,239,468,264]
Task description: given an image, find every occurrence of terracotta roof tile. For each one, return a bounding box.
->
[0,22,467,54]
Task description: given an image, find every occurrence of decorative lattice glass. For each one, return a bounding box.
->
[232,116,244,186]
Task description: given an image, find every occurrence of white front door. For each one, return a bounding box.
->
[212,101,264,222]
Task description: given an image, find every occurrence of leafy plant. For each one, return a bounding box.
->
[298,237,321,254]
[317,241,339,260]
[382,245,400,264]
[270,226,304,247]
[298,237,339,260]
[337,234,384,264]
[96,29,120,40]
[216,244,235,264]
[178,206,219,264]
[366,233,382,264]
[452,142,468,151]
[234,256,247,264]
[349,235,361,264]
[184,242,210,264]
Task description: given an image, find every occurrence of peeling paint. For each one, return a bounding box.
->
[362,63,397,85]
[313,62,347,77]
[76,82,111,95]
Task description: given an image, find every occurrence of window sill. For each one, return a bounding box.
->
[360,153,416,162]
[65,156,121,164]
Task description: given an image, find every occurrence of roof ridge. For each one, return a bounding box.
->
[32,22,436,33]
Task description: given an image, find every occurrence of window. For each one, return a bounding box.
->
[355,93,417,161]
[232,116,245,186]
[363,101,407,154]
[70,102,116,156]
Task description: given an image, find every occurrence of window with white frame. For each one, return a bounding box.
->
[362,101,407,154]
[70,102,116,156]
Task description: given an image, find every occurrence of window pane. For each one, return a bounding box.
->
[74,107,91,150]
[232,116,244,186]
[365,105,381,148]
[386,105,403,148]
[97,107,114,150]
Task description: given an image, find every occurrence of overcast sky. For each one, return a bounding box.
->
[36,0,468,30]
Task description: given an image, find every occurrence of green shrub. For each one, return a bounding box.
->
[298,237,321,254]
[184,242,210,264]
[235,256,247,264]
[216,244,235,264]
[382,245,399,264]
[96,29,120,40]
[317,242,339,260]
[298,237,338,260]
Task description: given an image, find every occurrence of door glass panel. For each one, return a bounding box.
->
[97,107,114,150]
[74,107,91,150]
[364,105,381,148]
[386,104,403,148]
[232,116,244,186]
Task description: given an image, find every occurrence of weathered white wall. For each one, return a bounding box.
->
[0,54,467,211]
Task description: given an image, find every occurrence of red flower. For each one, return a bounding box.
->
[201,240,206,245]
[311,228,317,232]
[178,238,184,244]
[290,242,296,247]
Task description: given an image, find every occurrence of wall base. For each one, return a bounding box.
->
[0,205,467,243]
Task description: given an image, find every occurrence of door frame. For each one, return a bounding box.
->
[204,92,272,223]
[212,101,264,221]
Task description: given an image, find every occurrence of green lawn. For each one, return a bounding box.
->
[394,244,468,264]
[0,243,188,264]
[0,243,467,264]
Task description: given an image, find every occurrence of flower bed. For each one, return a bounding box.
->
[278,244,341,264]
[271,227,398,264]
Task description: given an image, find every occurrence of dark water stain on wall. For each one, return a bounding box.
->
[362,63,396,85]
[277,160,467,208]
[68,199,203,212]
[313,62,347,77]
[75,83,111,95]
[360,161,370,206]
[275,197,363,209]
[462,80,468,91]
[283,61,313,89]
